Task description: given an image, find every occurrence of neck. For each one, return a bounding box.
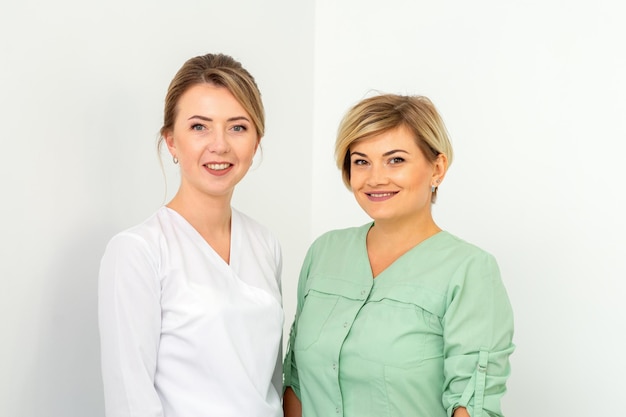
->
[166,187,233,237]
[365,214,441,278]
[369,214,441,248]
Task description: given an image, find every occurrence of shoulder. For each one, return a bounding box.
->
[233,208,279,241]
[99,211,170,299]
[432,232,505,296]
[430,231,498,266]
[309,223,371,253]
[103,208,170,258]
[233,208,274,236]
[232,208,282,258]
[299,224,371,279]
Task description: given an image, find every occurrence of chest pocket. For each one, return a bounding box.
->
[349,283,446,367]
[294,276,368,351]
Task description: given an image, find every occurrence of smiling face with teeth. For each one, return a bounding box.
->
[349,125,446,226]
[164,83,260,202]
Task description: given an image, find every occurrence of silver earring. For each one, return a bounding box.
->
[431,185,437,193]
[173,156,178,164]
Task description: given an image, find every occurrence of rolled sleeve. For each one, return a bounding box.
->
[283,320,301,398]
[283,245,316,399]
[442,253,515,417]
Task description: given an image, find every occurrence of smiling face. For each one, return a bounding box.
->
[349,125,446,225]
[164,83,259,202]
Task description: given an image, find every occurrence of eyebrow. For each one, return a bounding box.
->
[187,115,251,123]
[350,149,409,157]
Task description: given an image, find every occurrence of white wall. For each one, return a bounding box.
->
[0,1,313,416]
[313,1,626,416]
[2,0,625,416]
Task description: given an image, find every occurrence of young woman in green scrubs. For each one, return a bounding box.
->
[283,94,514,417]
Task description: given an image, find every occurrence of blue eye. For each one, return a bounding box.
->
[191,124,205,131]
[232,125,247,132]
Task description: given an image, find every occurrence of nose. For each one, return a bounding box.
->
[365,163,389,186]
[207,128,230,154]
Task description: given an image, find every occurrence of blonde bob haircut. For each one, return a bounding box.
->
[335,93,454,202]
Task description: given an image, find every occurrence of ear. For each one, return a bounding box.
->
[164,130,176,156]
[432,153,448,184]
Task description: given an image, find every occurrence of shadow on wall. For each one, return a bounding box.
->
[19,226,110,417]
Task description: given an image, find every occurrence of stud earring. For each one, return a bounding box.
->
[431,179,441,193]
[173,156,179,164]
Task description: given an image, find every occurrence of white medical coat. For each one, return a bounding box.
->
[98,207,283,417]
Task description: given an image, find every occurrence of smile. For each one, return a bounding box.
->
[365,191,398,201]
[204,163,232,170]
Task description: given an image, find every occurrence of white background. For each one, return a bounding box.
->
[1,1,624,416]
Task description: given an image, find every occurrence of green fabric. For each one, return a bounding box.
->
[284,224,514,417]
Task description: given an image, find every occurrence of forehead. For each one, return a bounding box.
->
[351,125,419,153]
[176,83,247,116]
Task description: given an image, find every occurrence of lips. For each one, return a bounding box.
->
[205,163,231,170]
[365,191,398,201]
[203,162,233,176]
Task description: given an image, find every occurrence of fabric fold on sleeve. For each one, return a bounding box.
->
[283,242,317,400]
[442,252,515,417]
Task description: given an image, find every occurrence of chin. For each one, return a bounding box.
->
[364,211,395,222]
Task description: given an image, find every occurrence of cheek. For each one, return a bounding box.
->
[406,168,433,188]
[349,176,361,192]
[248,141,259,157]
[236,140,259,162]
[349,169,365,188]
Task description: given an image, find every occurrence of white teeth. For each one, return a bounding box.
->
[205,163,230,170]
[370,192,394,197]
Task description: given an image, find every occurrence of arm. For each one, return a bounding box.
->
[283,387,302,417]
[271,237,284,397]
[442,253,515,417]
[282,246,313,417]
[282,319,302,417]
[454,407,470,417]
[98,233,163,417]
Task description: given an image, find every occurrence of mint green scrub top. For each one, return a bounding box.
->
[284,225,514,417]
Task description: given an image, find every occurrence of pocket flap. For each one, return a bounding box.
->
[368,284,445,317]
[305,274,370,301]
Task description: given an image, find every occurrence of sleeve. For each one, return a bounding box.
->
[282,243,314,399]
[442,252,515,417]
[98,233,164,417]
[271,236,284,398]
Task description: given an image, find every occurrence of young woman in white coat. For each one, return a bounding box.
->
[98,53,283,417]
